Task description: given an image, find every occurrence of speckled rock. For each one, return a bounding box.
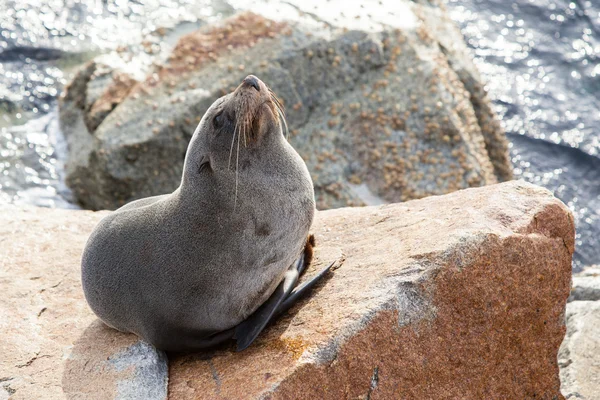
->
[167,180,572,399]
[60,2,511,211]
[0,206,168,400]
[559,301,600,400]
[569,266,600,302]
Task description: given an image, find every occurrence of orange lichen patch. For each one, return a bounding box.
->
[348,174,363,184]
[271,336,311,361]
[166,12,286,77]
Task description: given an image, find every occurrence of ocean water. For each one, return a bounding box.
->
[0,0,598,269]
[446,0,600,270]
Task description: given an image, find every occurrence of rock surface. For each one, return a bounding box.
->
[559,301,600,400]
[60,2,511,210]
[0,206,168,400]
[1,180,572,399]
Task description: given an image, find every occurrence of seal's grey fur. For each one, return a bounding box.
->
[81,76,318,352]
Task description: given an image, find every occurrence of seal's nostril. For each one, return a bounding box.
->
[243,75,260,92]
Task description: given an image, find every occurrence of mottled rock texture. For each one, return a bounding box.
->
[168,180,572,399]
[60,3,511,211]
[1,181,571,399]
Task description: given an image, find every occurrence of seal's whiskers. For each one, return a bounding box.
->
[277,106,288,138]
[234,117,243,212]
[229,112,240,170]
[268,89,288,138]
[243,109,250,147]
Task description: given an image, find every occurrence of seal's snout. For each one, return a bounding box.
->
[231,75,285,141]
[242,75,260,92]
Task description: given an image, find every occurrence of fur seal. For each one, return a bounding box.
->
[81,75,332,352]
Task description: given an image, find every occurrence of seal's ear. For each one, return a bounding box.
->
[198,155,211,173]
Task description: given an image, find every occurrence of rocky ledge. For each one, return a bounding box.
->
[60,2,511,211]
[0,181,575,399]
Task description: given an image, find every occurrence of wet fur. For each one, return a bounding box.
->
[81,77,315,352]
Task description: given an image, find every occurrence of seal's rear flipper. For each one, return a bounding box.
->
[275,260,335,318]
[234,267,299,351]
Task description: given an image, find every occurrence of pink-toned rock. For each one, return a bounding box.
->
[0,180,573,399]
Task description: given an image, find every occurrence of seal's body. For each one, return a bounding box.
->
[81,76,326,352]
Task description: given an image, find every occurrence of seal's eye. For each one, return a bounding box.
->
[213,111,224,129]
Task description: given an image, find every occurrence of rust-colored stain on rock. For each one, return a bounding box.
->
[86,72,138,131]
[273,336,311,361]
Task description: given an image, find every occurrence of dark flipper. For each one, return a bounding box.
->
[233,267,299,351]
[275,260,335,318]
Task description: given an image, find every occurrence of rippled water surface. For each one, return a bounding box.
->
[0,0,598,269]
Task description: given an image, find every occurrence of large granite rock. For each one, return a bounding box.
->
[168,180,572,399]
[0,181,572,398]
[60,3,511,211]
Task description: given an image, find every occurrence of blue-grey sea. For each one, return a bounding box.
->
[0,0,598,270]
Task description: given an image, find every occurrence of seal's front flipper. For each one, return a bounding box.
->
[234,267,299,351]
[276,261,335,317]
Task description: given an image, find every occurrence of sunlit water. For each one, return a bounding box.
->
[0,0,598,269]
[446,0,600,270]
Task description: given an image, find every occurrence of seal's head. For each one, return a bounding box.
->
[181,75,312,212]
